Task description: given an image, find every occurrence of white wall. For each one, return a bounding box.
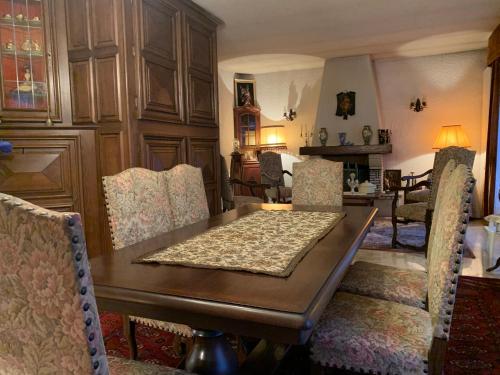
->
[375,50,487,216]
[218,67,323,162]
[314,55,382,145]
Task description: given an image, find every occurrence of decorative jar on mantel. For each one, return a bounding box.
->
[319,127,328,146]
[362,125,373,145]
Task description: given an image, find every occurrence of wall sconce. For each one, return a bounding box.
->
[410,97,427,112]
[283,108,296,121]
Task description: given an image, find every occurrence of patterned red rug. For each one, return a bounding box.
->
[99,276,500,374]
[444,276,500,375]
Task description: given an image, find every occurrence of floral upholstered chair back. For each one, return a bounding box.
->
[164,164,210,228]
[292,159,343,207]
[428,146,475,210]
[102,168,176,250]
[0,194,108,374]
[426,164,475,340]
[259,151,285,187]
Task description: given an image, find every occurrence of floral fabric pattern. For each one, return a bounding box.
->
[406,189,430,203]
[292,159,343,207]
[103,168,175,250]
[427,164,474,339]
[138,210,345,277]
[310,292,432,375]
[108,356,191,375]
[163,164,210,228]
[339,261,427,309]
[428,146,475,209]
[394,202,427,221]
[0,194,105,374]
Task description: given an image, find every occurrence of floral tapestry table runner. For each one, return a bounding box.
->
[135,210,345,277]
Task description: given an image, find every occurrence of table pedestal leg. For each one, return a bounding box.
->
[185,329,238,375]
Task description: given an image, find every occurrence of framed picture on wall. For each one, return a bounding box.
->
[234,78,256,107]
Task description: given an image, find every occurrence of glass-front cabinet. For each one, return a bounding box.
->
[233,105,261,152]
[0,0,58,123]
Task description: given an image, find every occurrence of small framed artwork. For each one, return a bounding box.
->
[383,169,402,192]
[234,78,256,107]
[336,91,356,120]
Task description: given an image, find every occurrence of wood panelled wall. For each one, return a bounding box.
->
[0,0,221,257]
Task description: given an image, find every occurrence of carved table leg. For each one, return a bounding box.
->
[185,329,239,375]
[122,315,138,360]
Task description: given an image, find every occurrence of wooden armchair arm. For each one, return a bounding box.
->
[388,180,430,194]
[282,170,292,177]
[229,178,271,197]
[401,169,433,182]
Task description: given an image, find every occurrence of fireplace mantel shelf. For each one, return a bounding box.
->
[299,144,392,156]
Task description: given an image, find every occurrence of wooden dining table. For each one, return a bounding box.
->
[90,203,377,374]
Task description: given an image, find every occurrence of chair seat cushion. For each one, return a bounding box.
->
[395,202,427,221]
[108,356,191,374]
[265,186,292,201]
[233,195,264,208]
[130,316,192,337]
[339,261,427,309]
[406,189,431,203]
[310,292,432,375]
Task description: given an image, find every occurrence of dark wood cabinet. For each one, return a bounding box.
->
[0,0,221,257]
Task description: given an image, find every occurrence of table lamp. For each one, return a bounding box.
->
[432,125,471,149]
[260,125,287,151]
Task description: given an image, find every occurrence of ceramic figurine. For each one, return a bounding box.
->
[362,125,373,145]
[3,13,12,20]
[4,41,15,51]
[232,138,240,153]
[15,13,24,22]
[347,172,359,193]
[21,39,32,52]
[31,40,41,51]
[319,127,328,146]
[31,16,40,22]
[338,132,353,146]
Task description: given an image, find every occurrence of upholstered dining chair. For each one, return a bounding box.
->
[220,155,265,211]
[258,151,292,203]
[391,146,475,251]
[0,193,190,375]
[292,159,343,207]
[310,163,475,375]
[339,160,458,309]
[102,167,193,359]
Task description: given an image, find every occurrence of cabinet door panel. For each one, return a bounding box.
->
[143,136,186,171]
[66,0,91,51]
[69,59,95,124]
[0,137,82,212]
[142,60,180,119]
[95,56,121,123]
[186,18,213,75]
[188,73,215,123]
[184,15,217,126]
[137,0,182,123]
[91,0,118,48]
[188,138,220,215]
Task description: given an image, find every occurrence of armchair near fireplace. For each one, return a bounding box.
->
[391,146,475,252]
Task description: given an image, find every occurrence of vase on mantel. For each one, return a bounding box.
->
[319,127,328,146]
[362,125,373,145]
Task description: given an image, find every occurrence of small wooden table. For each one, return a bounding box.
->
[90,204,377,374]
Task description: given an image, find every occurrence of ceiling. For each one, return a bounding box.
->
[194,0,500,73]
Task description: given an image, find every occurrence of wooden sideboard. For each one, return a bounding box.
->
[0,0,222,256]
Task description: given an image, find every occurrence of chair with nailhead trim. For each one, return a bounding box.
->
[102,167,194,359]
[0,193,191,374]
[338,160,459,309]
[310,164,475,375]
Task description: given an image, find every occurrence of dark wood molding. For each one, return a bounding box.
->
[484,60,500,215]
[300,143,392,156]
[487,24,500,66]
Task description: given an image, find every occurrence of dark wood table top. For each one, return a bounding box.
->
[90,204,377,344]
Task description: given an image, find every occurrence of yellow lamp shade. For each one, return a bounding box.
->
[432,125,471,149]
[261,125,286,147]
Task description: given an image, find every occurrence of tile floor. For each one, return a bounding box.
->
[354,220,500,279]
